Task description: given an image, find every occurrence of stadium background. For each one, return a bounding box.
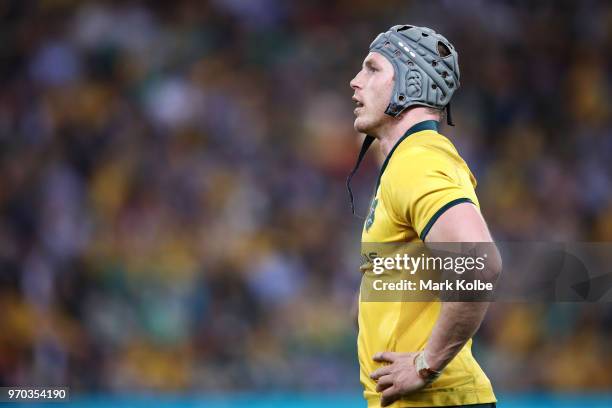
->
[1,0,611,406]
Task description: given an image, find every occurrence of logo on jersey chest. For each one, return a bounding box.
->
[365,198,378,232]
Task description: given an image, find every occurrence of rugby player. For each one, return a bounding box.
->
[347,25,502,408]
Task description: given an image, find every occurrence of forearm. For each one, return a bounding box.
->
[424,301,490,371]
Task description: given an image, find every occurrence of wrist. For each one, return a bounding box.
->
[422,349,445,372]
[414,351,442,384]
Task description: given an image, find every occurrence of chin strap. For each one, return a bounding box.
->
[346,135,376,217]
[446,103,454,126]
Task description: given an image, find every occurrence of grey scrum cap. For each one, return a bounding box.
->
[369,24,460,118]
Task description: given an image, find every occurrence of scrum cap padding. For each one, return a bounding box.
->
[369,25,460,117]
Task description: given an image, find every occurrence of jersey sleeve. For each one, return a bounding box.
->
[386,148,479,241]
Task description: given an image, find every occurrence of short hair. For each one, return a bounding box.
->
[426,106,446,122]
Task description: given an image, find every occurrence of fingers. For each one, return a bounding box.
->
[370,365,392,380]
[380,385,401,407]
[373,351,398,363]
[375,374,393,392]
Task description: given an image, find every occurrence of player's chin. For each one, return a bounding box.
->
[353,116,371,134]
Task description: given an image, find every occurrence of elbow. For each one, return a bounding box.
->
[486,246,503,284]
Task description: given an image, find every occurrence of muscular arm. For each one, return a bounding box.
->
[423,202,502,371]
[370,203,501,406]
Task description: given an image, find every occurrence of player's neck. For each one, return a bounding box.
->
[377,108,440,157]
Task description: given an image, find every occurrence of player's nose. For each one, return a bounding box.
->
[350,71,362,90]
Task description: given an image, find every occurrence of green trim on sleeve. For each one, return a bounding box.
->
[419,198,474,241]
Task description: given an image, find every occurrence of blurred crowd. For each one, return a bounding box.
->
[1,0,612,394]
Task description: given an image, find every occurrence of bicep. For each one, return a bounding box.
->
[425,202,503,292]
[424,202,493,243]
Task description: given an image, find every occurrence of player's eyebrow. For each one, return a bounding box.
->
[363,59,378,69]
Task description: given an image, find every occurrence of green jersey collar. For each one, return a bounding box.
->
[375,120,439,191]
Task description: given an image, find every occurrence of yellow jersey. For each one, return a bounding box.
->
[358,120,496,407]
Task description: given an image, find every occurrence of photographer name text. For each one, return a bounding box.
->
[373,279,493,291]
